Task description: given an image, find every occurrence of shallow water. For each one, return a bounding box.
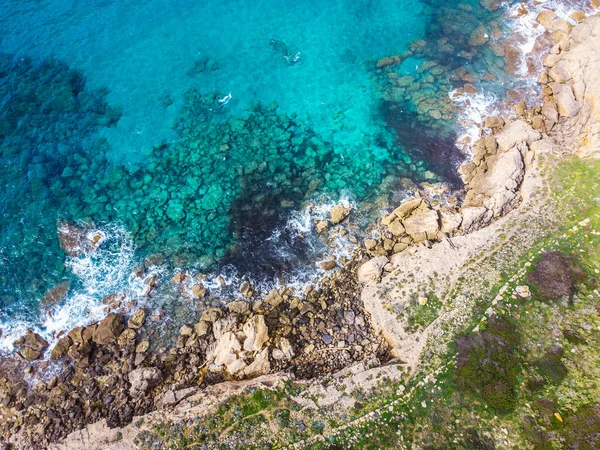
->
[0,0,591,350]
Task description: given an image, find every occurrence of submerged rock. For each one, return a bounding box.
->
[42,281,70,305]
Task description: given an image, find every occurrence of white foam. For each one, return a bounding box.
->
[449,89,499,153]
[0,223,164,355]
[505,0,588,77]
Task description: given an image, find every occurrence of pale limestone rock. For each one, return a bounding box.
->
[357,256,389,282]
[494,120,541,152]
[392,198,422,219]
[213,315,239,341]
[551,82,580,118]
[387,218,405,236]
[243,315,269,351]
[243,348,271,377]
[128,367,162,397]
[200,307,223,323]
[226,300,250,315]
[515,285,532,298]
[440,211,463,234]
[536,10,557,29]
[463,146,525,218]
[402,209,440,242]
[210,331,241,367]
[459,206,490,232]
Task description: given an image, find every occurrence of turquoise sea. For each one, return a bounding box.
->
[0,0,589,350]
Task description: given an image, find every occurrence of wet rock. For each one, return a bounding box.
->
[226,300,251,315]
[42,281,71,305]
[537,10,557,29]
[191,283,207,299]
[243,315,269,351]
[128,367,163,397]
[264,289,284,307]
[357,256,389,282]
[21,347,42,361]
[320,260,337,270]
[376,57,395,68]
[200,307,223,323]
[315,220,329,233]
[484,116,504,129]
[330,204,351,224]
[143,275,158,296]
[57,222,98,257]
[50,336,72,361]
[127,309,147,329]
[23,330,49,351]
[171,272,185,284]
[240,281,255,298]
[118,328,137,347]
[93,313,124,346]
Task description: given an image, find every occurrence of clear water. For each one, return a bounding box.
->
[0,0,588,349]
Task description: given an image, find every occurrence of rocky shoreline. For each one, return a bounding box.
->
[1,6,600,450]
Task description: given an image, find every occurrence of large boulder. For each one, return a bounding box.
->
[403,210,440,242]
[127,309,147,329]
[243,348,271,377]
[209,331,241,368]
[494,120,541,152]
[551,82,580,118]
[463,145,525,217]
[357,256,389,283]
[243,315,269,352]
[330,204,351,224]
[57,222,100,257]
[391,198,422,220]
[50,336,73,361]
[93,313,124,346]
[128,367,163,397]
[200,307,223,323]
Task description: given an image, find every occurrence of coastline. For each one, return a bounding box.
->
[1,4,600,449]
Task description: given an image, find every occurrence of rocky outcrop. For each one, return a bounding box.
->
[13,330,49,361]
[92,313,124,345]
[57,222,102,257]
[540,15,600,156]
[360,13,600,372]
[128,367,163,397]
